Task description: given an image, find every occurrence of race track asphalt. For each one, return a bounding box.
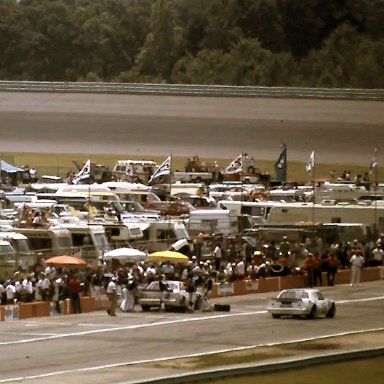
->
[0,92,383,165]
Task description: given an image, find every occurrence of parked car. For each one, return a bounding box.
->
[139,280,201,312]
[144,200,195,217]
[266,288,336,319]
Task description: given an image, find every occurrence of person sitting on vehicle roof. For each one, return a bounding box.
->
[32,211,49,228]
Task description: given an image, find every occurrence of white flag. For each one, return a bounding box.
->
[369,148,378,175]
[73,160,91,184]
[224,154,243,174]
[305,151,315,174]
[148,156,171,183]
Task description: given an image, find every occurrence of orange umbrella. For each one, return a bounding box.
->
[45,255,87,268]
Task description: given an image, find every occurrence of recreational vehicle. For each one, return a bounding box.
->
[131,221,190,253]
[14,227,73,258]
[0,240,17,281]
[266,201,384,234]
[0,230,34,270]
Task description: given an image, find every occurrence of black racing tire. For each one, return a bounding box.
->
[272,314,281,319]
[141,305,151,312]
[307,305,317,319]
[194,297,202,310]
[325,303,336,319]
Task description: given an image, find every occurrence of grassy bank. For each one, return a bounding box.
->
[0,152,381,184]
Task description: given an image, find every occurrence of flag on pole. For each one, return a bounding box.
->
[369,148,378,175]
[148,156,171,184]
[73,159,91,184]
[224,154,243,174]
[274,143,287,182]
[305,151,315,174]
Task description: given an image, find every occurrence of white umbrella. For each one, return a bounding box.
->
[103,247,147,263]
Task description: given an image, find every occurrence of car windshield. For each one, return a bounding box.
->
[279,290,309,299]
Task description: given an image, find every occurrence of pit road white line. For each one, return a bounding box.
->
[1,296,384,346]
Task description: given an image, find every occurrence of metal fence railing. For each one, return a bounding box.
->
[0,81,383,100]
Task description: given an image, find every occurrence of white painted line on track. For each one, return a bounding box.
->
[1,326,384,384]
[1,295,384,347]
[0,311,267,346]
[336,296,384,304]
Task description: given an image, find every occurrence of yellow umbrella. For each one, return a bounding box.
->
[148,250,189,263]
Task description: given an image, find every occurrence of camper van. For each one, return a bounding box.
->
[112,160,157,183]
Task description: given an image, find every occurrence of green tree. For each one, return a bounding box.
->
[131,0,183,82]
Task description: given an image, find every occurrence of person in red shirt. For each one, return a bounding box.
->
[303,253,315,288]
[67,273,82,314]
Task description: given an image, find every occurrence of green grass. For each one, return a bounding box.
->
[1,151,381,183]
[197,355,384,384]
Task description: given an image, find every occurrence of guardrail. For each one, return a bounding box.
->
[0,81,383,100]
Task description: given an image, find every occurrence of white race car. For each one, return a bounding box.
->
[139,280,201,312]
[266,288,336,319]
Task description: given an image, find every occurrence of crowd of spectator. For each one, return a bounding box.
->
[1,233,383,314]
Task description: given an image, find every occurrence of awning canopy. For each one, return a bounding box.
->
[0,160,24,173]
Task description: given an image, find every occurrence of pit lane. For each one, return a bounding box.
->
[0,280,383,384]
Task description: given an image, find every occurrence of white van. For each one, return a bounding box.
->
[112,160,157,183]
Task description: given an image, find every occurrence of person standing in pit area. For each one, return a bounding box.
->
[106,276,118,316]
[350,249,365,287]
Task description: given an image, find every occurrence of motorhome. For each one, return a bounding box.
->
[102,181,161,206]
[58,220,110,265]
[102,222,144,249]
[131,220,190,253]
[218,200,278,225]
[172,172,213,183]
[313,182,375,203]
[14,227,73,259]
[243,223,367,247]
[55,184,119,203]
[0,230,34,271]
[0,240,17,281]
[266,201,384,233]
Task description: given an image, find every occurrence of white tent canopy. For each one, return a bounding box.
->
[103,247,147,262]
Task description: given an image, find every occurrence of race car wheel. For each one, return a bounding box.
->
[272,314,281,319]
[194,297,202,310]
[325,303,336,319]
[307,305,317,319]
[141,305,151,312]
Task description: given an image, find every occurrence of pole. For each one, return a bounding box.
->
[374,162,378,238]
[312,156,316,238]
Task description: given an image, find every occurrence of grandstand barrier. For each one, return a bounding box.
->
[14,301,49,320]
[62,295,96,315]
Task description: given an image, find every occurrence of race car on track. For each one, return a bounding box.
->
[139,280,202,312]
[266,288,336,319]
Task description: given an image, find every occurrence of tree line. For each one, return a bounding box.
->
[0,0,383,88]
